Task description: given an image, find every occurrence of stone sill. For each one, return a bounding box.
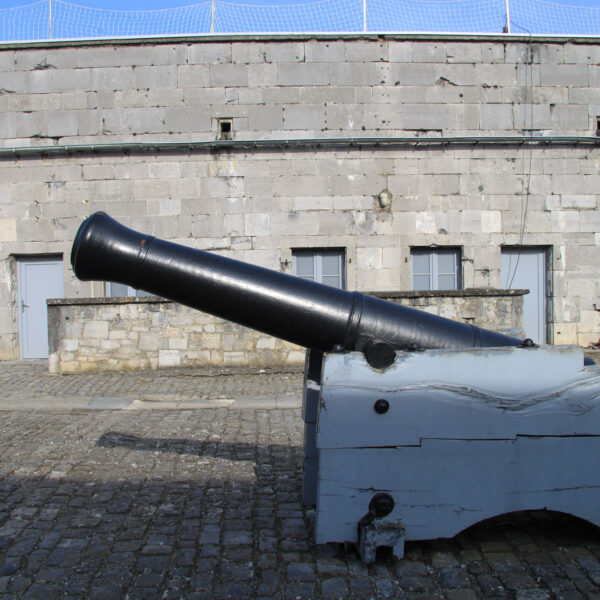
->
[372,288,528,300]
[48,296,165,306]
[48,288,528,307]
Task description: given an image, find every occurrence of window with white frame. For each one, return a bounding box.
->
[106,282,153,298]
[292,249,345,289]
[411,248,461,291]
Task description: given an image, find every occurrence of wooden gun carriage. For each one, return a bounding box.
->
[72,212,600,562]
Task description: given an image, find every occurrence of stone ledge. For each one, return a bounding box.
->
[372,288,528,299]
[49,288,528,307]
[48,296,166,306]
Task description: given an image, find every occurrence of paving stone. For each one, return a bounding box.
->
[439,566,470,588]
[321,576,349,599]
[286,561,314,581]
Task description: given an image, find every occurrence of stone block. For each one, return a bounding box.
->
[553,174,586,195]
[363,103,403,130]
[552,211,580,233]
[550,105,590,131]
[151,44,187,66]
[177,65,209,88]
[404,104,447,130]
[415,212,436,234]
[540,64,588,86]
[209,64,248,87]
[52,68,92,92]
[0,219,17,242]
[24,69,53,94]
[248,105,284,131]
[159,350,180,368]
[16,112,44,138]
[265,42,304,63]
[513,104,552,131]
[84,321,109,339]
[278,62,331,86]
[232,42,266,64]
[431,175,460,195]
[188,43,232,64]
[283,105,325,130]
[13,49,46,70]
[446,42,481,63]
[164,107,210,133]
[47,111,79,137]
[561,196,596,209]
[134,65,177,89]
[480,104,513,130]
[346,41,387,62]
[245,213,270,236]
[580,211,600,232]
[554,322,578,345]
[305,41,345,62]
[0,113,16,139]
[0,50,15,71]
[0,73,24,99]
[335,63,383,87]
[481,211,502,233]
[412,42,445,63]
[168,337,188,350]
[247,63,277,87]
[91,67,133,91]
[389,42,412,62]
[447,104,480,131]
[148,163,182,180]
[564,44,600,64]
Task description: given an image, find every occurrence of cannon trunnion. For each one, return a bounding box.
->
[72,213,600,562]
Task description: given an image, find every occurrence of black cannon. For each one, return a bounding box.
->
[71,212,528,368]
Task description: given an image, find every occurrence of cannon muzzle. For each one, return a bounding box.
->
[72,212,524,367]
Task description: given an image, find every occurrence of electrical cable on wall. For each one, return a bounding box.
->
[506,30,534,290]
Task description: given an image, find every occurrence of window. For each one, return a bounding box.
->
[411,248,461,291]
[292,249,345,289]
[106,282,153,298]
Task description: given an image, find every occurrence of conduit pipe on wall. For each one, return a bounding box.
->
[0,135,599,158]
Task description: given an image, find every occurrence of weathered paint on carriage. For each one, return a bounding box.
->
[312,346,600,560]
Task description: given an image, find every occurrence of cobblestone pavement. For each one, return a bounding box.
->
[1,363,600,599]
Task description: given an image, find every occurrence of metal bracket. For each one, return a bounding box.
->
[358,517,405,563]
[357,493,405,563]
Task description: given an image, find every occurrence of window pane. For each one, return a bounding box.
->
[108,282,128,297]
[412,252,430,275]
[437,252,456,275]
[322,275,342,289]
[413,274,431,291]
[294,254,314,279]
[321,254,340,277]
[438,274,457,290]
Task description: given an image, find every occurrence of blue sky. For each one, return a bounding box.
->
[1,0,599,38]
[0,0,599,9]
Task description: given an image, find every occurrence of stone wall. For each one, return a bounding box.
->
[1,35,599,360]
[47,289,525,373]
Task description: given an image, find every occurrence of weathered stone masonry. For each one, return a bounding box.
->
[47,290,524,373]
[0,35,599,367]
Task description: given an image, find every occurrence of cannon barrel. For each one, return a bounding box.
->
[72,212,525,364]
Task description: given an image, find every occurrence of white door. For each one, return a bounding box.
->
[18,256,64,358]
[501,248,548,344]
